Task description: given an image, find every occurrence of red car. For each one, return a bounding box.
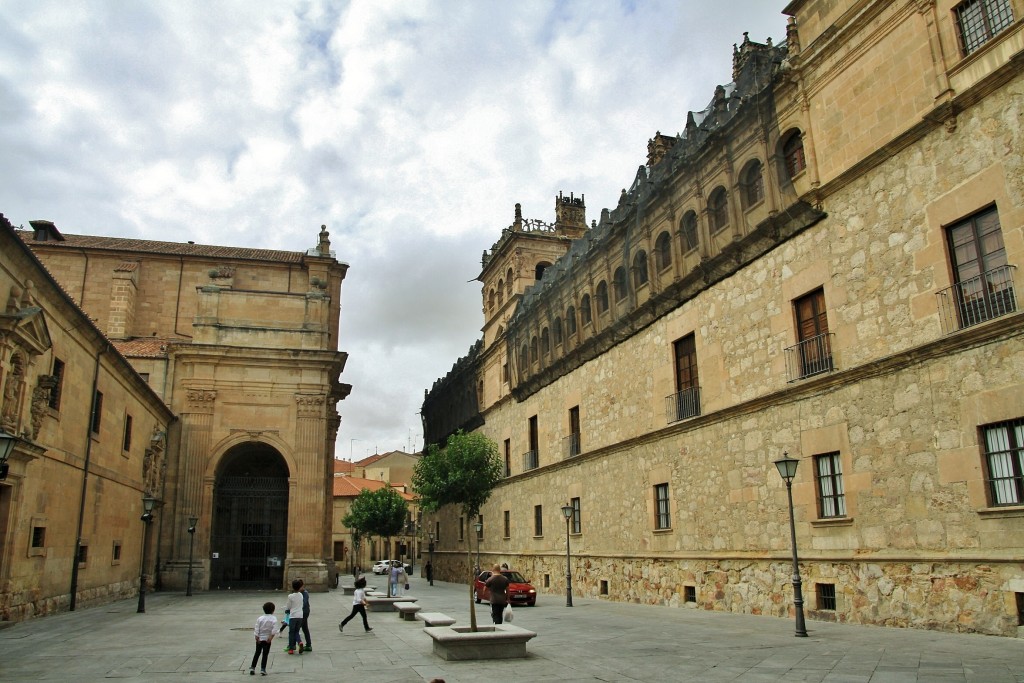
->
[474,569,537,606]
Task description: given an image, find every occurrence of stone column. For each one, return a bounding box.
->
[168,388,215,589]
[290,393,329,588]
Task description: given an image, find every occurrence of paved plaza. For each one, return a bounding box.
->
[1,578,1022,682]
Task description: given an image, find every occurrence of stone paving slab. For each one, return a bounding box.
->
[0,578,1022,682]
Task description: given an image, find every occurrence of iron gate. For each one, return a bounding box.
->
[210,475,288,589]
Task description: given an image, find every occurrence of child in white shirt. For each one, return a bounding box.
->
[338,576,373,632]
[250,601,278,675]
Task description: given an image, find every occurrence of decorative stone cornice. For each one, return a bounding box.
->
[186,389,216,409]
[295,394,326,418]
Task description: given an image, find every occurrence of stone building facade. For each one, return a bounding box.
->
[422,0,1024,636]
[0,216,176,621]
[8,219,350,611]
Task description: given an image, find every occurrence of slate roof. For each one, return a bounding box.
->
[16,231,304,263]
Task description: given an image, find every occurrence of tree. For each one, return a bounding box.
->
[413,430,503,631]
[342,486,409,596]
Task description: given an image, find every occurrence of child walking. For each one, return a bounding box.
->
[338,576,373,633]
[299,579,312,652]
[284,579,306,654]
[250,601,278,676]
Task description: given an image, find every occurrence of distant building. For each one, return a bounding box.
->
[331,472,418,577]
[423,1,1024,636]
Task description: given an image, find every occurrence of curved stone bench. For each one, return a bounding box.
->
[424,623,537,660]
[394,601,422,621]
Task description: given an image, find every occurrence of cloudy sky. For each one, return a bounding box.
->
[0,1,788,459]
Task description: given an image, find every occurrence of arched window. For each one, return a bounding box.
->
[655,231,672,271]
[496,325,504,337]
[535,261,551,280]
[613,267,628,301]
[633,250,649,287]
[596,281,609,312]
[530,336,539,364]
[519,343,528,375]
[708,187,729,234]
[783,130,806,179]
[506,268,514,294]
[741,159,764,208]
[553,318,563,346]
[580,295,592,325]
[681,211,699,252]
[497,279,504,305]
[541,328,550,356]
[487,288,495,311]
[566,306,577,336]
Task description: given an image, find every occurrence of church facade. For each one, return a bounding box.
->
[1,217,349,621]
[422,0,1024,635]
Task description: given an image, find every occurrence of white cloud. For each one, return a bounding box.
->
[0,0,788,455]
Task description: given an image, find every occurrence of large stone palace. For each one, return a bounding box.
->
[422,0,1024,635]
[0,217,349,621]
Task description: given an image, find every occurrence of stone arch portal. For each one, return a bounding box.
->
[210,443,289,589]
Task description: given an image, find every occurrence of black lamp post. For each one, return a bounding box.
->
[137,495,157,613]
[473,520,483,575]
[186,515,198,596]
[774,452,808,637]
[560,503,574,607]
[427,531,434,586]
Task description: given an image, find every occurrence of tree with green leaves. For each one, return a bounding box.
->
[342,485,409,596]
[413,430,503,631]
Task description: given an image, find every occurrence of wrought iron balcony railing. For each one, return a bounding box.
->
[563,433,581,459]
[936,264,1017,335]
[522,449,539,471]
[784,332,835,382]
[665,386,701,423]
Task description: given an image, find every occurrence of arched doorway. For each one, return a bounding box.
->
[210,444,289,589]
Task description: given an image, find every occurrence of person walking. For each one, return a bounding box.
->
[338,576,373,633]
[484,564,510,624]
[425,561,433,583]
[299,579,312,652]
[389,563,401,597]
[249,601,278,676]
[283,579,305,654]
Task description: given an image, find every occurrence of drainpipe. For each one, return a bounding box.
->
[69,342,109,610]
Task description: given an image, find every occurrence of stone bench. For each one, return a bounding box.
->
[341,584,376,595]
[394,601,422,621]
[424,623,537,660]
[365,595,417,612]
[416,612,456,627]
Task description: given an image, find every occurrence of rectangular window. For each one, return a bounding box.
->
[955,0,1014,55]
[477,514,484,540]
[112,541,122,563]
[815,452,846,518]
[670,334,701,421]
[600,579,609,595]
[1016,592,1024,626]
[793,288,833,378]
[122,414,133,453]
[534,504,543,536]
[982,418,1024,505]
[90,391,103,435]
[434,521,440,543]
[684,586,696,603]
[654,483,671,530]
[77,544,88,567]
[459,517,465,542]
[48,358,65,410]
[570,496,581,534]
[568,406,581,457]
[524,416,539,469]
[504,438,511,477]
[503,510,510,538]
[817,583,837,610]
[944,206,1014,331]
[31,526,45,548]
[502,362,509,383]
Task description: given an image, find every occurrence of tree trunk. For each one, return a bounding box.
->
[468,546,478,631]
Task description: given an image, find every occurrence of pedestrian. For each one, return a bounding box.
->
[389,562,401,597]
[484,563,510,624]
[284,578,305,654]
[299,579,312,652]
[339,576,373,633]
[425,561,433,583]
[396,563,408,596]
[249,601,277,676]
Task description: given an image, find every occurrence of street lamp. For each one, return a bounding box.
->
[137,495,157,613]
[774,452,808,637]
[427,531,435,586]
[0,428,19,480]
[561,503,574,607]
[473,520,483,575]
[186,515,198,596]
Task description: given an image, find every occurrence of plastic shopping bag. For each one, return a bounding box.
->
[502,604,513,623]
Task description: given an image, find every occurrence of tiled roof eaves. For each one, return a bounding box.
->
[16,231,305,264]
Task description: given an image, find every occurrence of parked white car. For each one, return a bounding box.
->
[372,559,412,575]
